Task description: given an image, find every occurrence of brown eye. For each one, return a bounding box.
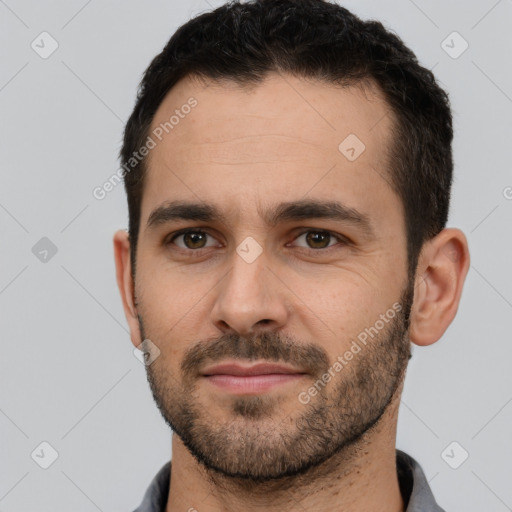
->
[293,230,343,250]
[305,231,331,249]
[169,230,217,250]
[183,232,207,249]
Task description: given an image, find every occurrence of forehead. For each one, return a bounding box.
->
[141,72,399,227]
[149,73,392,155]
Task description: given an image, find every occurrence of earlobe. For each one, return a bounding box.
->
[113,229,142,347]
[409,228,470,347]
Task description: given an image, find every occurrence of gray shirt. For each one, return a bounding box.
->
[132,449,445,511]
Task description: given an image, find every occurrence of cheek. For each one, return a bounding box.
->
[298,275,397,355]
[135,273,193,357]
[137,250,210,308]
[304,286,367,341]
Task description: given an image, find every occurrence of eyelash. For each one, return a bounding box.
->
[165,228,349,253]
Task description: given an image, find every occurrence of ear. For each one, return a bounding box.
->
[409,228,470,346]
[113,230,142,348]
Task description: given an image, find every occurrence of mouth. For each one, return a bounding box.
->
[200,361,308,394]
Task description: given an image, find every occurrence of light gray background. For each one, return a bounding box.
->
[1,0,511,510]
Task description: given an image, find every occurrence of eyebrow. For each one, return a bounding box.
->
[146,199,375,237]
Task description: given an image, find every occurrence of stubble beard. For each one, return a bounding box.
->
[142,284,413,482]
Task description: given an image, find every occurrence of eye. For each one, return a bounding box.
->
[290,230,347,250]
[167,229,219,250]
[165,228,348,254]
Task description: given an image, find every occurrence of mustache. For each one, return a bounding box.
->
[181,331,330,379]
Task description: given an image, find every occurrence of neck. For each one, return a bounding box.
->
[166,387,405,512]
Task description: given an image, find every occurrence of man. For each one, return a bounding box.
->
[113,1,470,510]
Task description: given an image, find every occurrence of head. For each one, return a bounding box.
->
[114,0,469,482]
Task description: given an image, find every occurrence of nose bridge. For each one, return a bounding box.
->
[211,238,289,335]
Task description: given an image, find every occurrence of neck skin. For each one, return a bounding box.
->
[166,378,406,512]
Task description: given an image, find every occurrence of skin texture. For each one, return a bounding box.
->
[114,72,470,512]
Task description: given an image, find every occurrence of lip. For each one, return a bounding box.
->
[201,362,305,376]
[200,361,307,394]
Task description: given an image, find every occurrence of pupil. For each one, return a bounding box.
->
[307,231,329,248]
[186,232,205,248]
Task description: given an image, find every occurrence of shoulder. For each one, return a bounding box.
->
[396,450,446,512]
[131,461,171,512]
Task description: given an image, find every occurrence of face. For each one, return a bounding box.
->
[132,73,413,480]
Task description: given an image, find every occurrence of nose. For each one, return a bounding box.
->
[210,245,290,338]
